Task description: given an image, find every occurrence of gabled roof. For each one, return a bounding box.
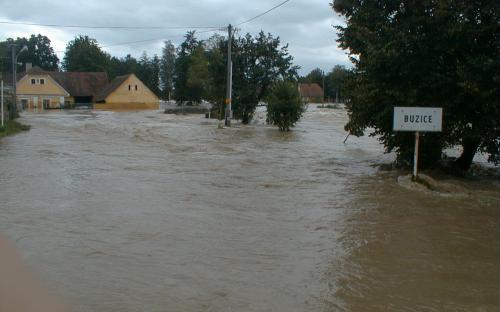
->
[25,66,46,75]
[17,66,108,98]
[49,71,108,97]
[95,74,130,102]
[298,83,324,98]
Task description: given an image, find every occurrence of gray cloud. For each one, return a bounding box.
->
[0,0,351,75]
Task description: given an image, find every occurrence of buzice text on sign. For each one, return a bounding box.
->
[393,107,442,132]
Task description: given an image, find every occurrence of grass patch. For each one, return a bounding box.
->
[0,120,31,139]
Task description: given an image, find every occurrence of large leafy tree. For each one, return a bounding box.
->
[326,65,350,102]
[186,45,209,103]
[332,0,499,170]
[267,81,305,131]
[136,52,161,96]
[0,34,59,72]
[160,40,176,100]
[231,31,298,124]
[301,68,324,87]
[205,35,227,115]
[62,35,110,72]
[174,31,202,104]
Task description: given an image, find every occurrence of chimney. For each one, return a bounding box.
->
[26,63,32,71]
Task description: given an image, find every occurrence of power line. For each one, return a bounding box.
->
[101,29,218,48]
[236,0,292,26]
[2,0,293,32]
[0,20,220,30]
[54,28,221,53]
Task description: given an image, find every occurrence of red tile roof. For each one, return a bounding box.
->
[19,66,108,98]
[298,83,324,98]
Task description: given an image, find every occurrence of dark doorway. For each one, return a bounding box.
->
[73,96,93,104]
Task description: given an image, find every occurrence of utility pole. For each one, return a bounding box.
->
[10,45,16,120]
[322,70,325,103]
[225,24,233,127]
[9,44,27,120]
[1,79,4,127]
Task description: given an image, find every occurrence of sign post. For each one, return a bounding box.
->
[393,107,442,181]
[1,80,4,127]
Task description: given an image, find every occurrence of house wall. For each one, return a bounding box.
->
[96,75,159,110]
[16,74,70,110]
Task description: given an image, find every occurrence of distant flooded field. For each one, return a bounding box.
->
[1,107,498,311]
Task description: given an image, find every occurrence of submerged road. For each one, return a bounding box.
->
[0,107,498,311]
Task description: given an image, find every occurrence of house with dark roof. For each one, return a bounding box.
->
[94,74,159,110]
[298,83,324,103]
[16,65,108,109]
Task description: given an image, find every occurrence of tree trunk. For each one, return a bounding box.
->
[454,137,480,171]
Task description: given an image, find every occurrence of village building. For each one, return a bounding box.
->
[298,83,324,103]
[8,64,159,110]
[16,64,108,110]
[94,74,160,110]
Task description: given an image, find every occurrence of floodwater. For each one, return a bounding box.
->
[0,107,498,312]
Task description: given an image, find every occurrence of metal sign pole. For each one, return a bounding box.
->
[1,80,4,127]
[413,131,419,181]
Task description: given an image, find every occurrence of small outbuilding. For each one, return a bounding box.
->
[298,83,324,103]
[95,74,159,110]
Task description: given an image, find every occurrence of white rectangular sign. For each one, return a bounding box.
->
[393,107,442,132]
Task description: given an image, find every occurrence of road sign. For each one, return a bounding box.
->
[393,107,443,181]
[393,107,442,132]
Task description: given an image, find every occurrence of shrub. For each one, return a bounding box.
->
[266,81,305,131]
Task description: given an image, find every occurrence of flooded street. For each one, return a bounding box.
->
[1,108,499,311]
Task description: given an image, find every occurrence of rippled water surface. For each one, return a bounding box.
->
[1,108,498,311]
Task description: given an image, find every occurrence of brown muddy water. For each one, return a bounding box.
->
[0,107,499,312]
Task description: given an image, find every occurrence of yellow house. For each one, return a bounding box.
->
[16,65,108,110]
[94,74,159,110]
[16,66,69,110]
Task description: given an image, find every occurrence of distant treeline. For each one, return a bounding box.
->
[1,31,305,124]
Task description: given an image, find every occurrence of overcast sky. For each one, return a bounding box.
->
[0,0,350,75]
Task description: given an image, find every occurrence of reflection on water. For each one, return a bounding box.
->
[0,108,498,312]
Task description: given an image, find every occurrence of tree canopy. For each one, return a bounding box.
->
[0,34,59,72]
[267,81,304,131]
[231,31,299,124]
[160,40,176,100]
[332,0,500,170]
[62,36,110,72]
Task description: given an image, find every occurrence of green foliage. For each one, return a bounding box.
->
[136,52,161,96]
[299,66,350,102]
[160,40,176,100]
[174,31,202,104]
[301,67,324,87]
[231,31,299,124]
[267,81,304,131]
[62,36,110,72]
[107,54,139,80]
[332,0,500,169]
[0,34,59,72]
[326,65,350,102]
[186,45,209,103]
[205,37,227,116]
[0,120,30,139]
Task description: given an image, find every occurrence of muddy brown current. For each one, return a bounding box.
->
[1,107,499,311]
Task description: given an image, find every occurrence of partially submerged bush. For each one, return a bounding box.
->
[267,81,305,131]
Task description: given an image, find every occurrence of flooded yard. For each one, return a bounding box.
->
[0,107,498,311]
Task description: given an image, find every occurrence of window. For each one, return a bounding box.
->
[43,99,50,109]
[128,85,131,91]
[40,79,45,85]
[31,78,36,85]
[135,85,138,91]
